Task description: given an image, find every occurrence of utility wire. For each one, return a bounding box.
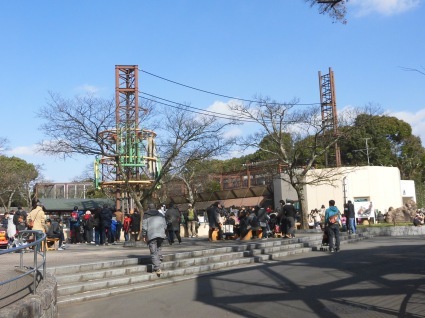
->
[139,94,259,123]
[139,91,256,122]
[139,68,321,106]
[140,91,302,125]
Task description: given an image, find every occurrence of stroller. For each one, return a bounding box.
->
[320,226,329,251]
[222,216,236,239]
[8,221,30,250]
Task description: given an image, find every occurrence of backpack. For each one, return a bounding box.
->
[249,214,259,228]
[70,211,78,222]
[82,216,93,228]
[187,209,195,221]
[123,218,131,232]
[328,214,338,224]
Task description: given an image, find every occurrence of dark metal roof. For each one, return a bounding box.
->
[194,196,269,211]
[40,198,115,212]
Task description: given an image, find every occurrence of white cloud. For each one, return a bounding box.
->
[350,0,421,16]
[204,99,262,137]
[6,144,41,156]
[205,99,242,117]
[75,84,102,95]
[389,108,425,145]
[223,127,244,139]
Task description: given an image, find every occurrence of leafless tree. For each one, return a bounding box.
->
[400,66,425,77]
[144,105,236,204]
[0,137,8,154]
[305,0,348,24]
[37,92,236,215]
[229,97,375,228]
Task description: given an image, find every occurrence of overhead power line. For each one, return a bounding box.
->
[139,68,321,106]
[140,91,257,123]
[139,93,259,123]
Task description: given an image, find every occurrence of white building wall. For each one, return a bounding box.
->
[274,166,405,213]
[304,166,403,213]
[400,180,416,204]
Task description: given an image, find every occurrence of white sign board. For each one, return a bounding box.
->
[354,198,374,219]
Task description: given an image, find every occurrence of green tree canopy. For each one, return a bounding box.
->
[0,155,39,209]
[339,114,425,180]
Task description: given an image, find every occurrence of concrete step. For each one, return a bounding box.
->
[56,252,248,295]
[55,264,149,285]
[48,258,140,276]
[311,233,373,251]
[56,259,262,305]
[54,234,372,305]
[57,256,257,304]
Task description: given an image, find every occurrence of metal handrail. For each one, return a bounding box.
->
[0,230,47,295]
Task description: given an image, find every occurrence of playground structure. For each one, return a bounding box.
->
[94,65,161,211]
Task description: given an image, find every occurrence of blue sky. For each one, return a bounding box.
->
[1,0,424,182]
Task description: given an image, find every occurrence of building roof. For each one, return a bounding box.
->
[40,198,115,212]
[194,196,270,210]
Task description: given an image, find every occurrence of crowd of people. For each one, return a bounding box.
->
[3,198,424,254]
[203,200,303,241]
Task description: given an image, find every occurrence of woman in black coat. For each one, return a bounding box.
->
[130,208,141,241]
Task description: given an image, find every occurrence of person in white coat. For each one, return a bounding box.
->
[7,213,17,246]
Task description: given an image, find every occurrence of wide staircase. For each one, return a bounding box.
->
[51,233,371,305]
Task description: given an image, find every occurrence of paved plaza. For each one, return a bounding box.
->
[2,235,425,317]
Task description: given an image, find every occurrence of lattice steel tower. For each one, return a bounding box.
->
[318,67,341,167]
[95,65,161,211]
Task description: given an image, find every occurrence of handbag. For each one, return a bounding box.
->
[27,219,34,229]
[329,214,338,224]
[27,210,40,229]
[223,224,234,234]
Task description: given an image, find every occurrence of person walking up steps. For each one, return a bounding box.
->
[142,203,167,277]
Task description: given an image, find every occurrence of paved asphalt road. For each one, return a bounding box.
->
[59,236,425,318]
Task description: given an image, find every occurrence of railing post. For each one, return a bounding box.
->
[33,240,38,295]
[43,238,47,279]
[19,232,24,269]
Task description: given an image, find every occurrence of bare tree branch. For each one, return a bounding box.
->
[37,93,237,214]
[229,97,375,228]
[399,66,425,77]
[305,0,348,24]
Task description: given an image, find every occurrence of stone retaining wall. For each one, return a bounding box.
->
[0,273,57,318]
[358,225,425,236]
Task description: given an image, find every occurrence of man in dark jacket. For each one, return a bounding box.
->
[165,203,182,244]
[281,200,296,238]
[1,212,9,230]
[46,219,65,250]
[100,204,113,245]
[256,205,269,239]
[347,200,356,234]
[206,202,222,241]
[142,203,167,277]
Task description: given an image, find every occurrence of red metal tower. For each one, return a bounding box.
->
[318,67,341,167]
[95,65,160,211]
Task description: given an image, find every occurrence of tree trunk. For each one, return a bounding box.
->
[294,186,309,230]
